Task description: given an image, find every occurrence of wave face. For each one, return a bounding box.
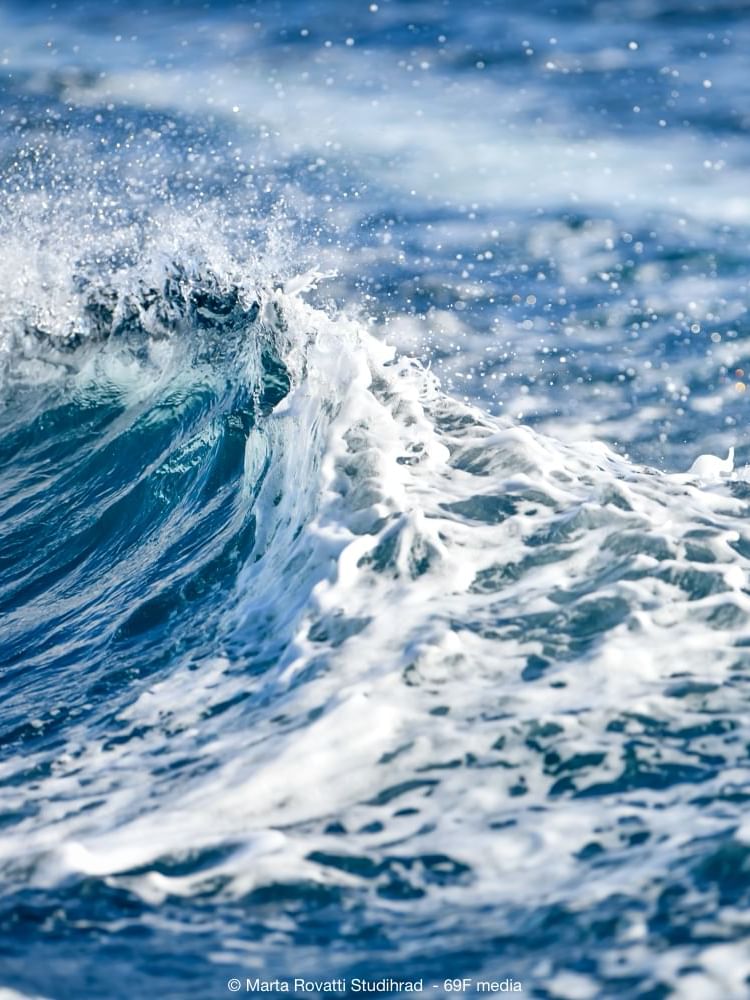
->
[3,2,750,999]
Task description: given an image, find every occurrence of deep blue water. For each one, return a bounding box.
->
[2,2,750,999]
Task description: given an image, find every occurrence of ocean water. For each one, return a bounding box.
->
[2,1,750,998]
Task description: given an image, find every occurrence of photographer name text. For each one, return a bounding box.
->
[227,978,523,994]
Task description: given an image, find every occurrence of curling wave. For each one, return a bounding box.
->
[2,227,750,998]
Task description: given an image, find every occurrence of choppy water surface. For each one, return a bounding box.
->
[2,2,750,998]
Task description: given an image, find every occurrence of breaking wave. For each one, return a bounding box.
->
[3,213,750,998]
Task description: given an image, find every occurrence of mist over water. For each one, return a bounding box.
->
[2,2,750,999]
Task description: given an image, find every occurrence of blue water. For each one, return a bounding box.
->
[2,2,750,998]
